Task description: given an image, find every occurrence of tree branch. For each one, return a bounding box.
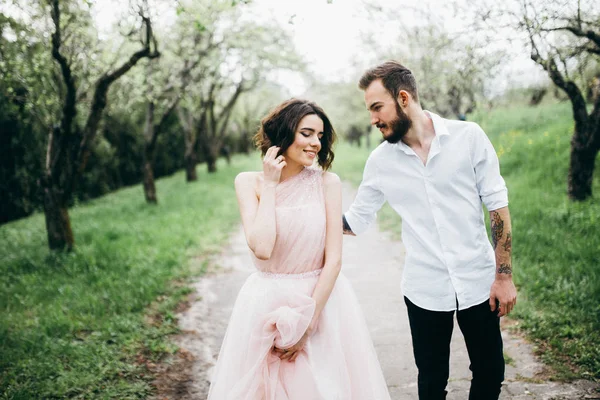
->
[540,25,600,49]
[531,50,588,144]
[216,81,245,139]
[64,10,159,199]
[589,90,600,153]
[49,0,77,159]
[154,94,180,134]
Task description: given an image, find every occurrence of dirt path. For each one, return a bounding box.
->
[152,182,599,400]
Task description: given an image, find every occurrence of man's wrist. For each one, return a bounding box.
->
[495,271,513,281]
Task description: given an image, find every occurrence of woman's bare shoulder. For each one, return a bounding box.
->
[235,171,262,187]
[321,171,341,187]
[235,172,265,199]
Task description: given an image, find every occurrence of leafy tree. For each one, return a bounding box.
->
[176,1,302,176]
[520,0,600,200]
[43,0,159,250]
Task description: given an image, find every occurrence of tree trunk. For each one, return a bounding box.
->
[566,85,600,201]
[241,130,252,154]
[207,152,217,173]
[185,152,198,181]
[200,139,218,173]
[142,101,158,204]
[142,159,157,204]
[568,128,598,201]
[43,185,74,250]
[531,54,599,201]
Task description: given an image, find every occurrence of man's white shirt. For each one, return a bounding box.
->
[344,111,508,311]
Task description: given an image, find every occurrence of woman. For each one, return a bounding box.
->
[207,99,390,400]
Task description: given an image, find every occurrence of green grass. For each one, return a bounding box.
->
[334,102,600,380]
[0,154,260,399]
[1,101,598,400]
[474,102,600,380]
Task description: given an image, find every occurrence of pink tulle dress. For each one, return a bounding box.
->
[207,167,391,400]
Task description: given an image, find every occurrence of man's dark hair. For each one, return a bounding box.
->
[359,61,419,102]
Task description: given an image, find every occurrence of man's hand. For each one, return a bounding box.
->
[489,278,517,317]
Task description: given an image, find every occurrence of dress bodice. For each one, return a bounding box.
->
[251,167,326,274]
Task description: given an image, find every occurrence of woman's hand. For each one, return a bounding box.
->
[272,325,313,362]
[263,146,286,185]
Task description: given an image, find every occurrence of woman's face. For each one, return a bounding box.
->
[283,114,324,167]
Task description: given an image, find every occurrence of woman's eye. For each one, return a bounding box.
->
[301,133,310,137]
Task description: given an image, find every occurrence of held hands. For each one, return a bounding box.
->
[272,325,313,362]
[263,146,286,185]
[489,277,517,317]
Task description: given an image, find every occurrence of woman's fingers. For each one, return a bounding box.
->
[273,341,305,361]
[265,146,279,161]
[263,147,273,161]
[289,351,299,362]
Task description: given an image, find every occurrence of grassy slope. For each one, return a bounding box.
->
[0,155,260,399]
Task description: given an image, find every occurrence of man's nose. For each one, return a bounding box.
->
[370,113,379,126]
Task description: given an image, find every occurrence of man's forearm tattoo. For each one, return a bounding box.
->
[490,211,504,249]
[503,232,512,253]
[497,263,512,275]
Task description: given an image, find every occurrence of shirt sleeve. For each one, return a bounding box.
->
[344,153,386,235]
[469,123,509,211]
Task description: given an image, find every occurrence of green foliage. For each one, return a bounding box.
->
[473,102,600,379]
[0,10,58,222]
[1,0,302,223]
[0,154,260,398]
[335,102,600,379]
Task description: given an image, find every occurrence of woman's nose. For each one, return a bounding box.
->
[311,136,321,148]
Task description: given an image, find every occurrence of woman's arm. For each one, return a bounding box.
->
[308,171,343,326]
[234,146,285,260]
[279,171,343,361]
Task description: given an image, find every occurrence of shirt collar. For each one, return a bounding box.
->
[395,110,449,155]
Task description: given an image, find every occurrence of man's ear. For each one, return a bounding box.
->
[397,90,410,107]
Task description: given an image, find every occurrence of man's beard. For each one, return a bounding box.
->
[378,102,411,144]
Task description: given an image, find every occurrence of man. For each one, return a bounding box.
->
[343,61,517,400]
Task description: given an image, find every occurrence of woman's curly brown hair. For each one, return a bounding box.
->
[253,98,336,170]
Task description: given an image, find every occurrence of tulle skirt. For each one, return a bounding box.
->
[207,269,391,400]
